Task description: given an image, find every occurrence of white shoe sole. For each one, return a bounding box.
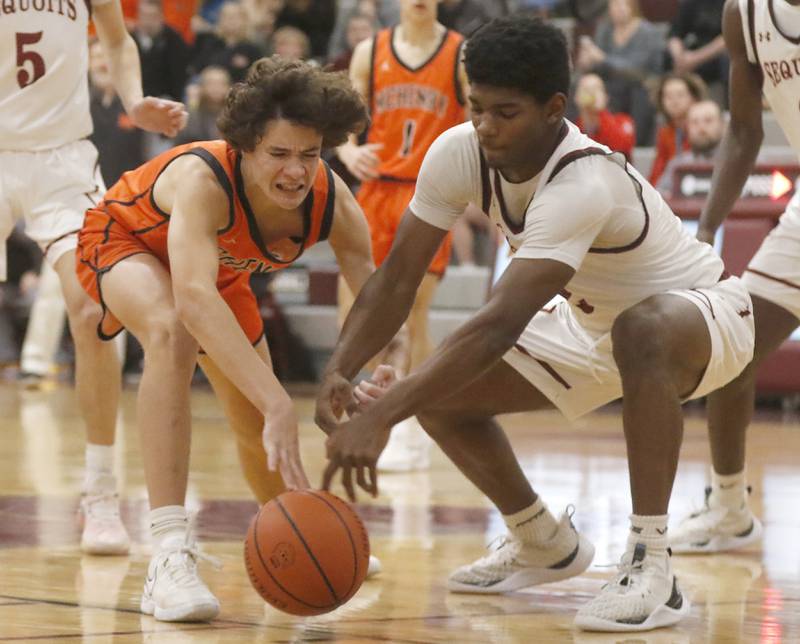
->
[140,596,220,622]
[80,539,130,556]
[447,534,595,594]
[366,555,382,579]
[670,517,763,554]
[574,595,691,632]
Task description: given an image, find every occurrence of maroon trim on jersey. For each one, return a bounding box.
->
[547,147,651,255]
[746,267,800,291]
[84,0,91,17]
[748,0,762,64]
[479,151,492,214]
[367,35,378,116]
[686,289,716,319]
[514,343,572,390]
[492,168,530,235]
[768,0,800,45]
[389,26,450,73]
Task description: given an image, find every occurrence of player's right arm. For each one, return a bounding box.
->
[93,1,187,137]
[696,0,764,243]
[336,37,382,181]
[167,158,306,487]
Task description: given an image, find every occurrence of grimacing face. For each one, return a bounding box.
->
[245,119,323,210]
[469,83,557,175]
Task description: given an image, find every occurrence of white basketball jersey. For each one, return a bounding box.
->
[740,0,800,157]
[0,0,111,151]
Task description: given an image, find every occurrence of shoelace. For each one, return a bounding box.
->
[162,535,223,588]
[83,494,121,519]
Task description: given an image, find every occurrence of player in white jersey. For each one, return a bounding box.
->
[314,17,755,632]
[0,0,186,554]
[671,0,800,553]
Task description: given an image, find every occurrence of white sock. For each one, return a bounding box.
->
[711,469,747,511]
[149,505,189,551]
[503,497,559,545]
[628,514,669,554]
[83,444,115,494]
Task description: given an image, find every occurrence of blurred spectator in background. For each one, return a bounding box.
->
[272,25,312,60]
[192,1,265,81]
[89,41,146,186]
[667,0,727,105]
[656,99,725,197]
[437,0,507,36]
[327,0,400,61]
[576,0,663,145]
[176,66,232,144]
[649,72,707,185]
[0,225,41,368]
[133,0,190,102]
[328,12,375,71]
[241,0,281,50]
[574,73,636,161]
[275,0,337,61]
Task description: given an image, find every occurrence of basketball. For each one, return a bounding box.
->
[244,490,371,616]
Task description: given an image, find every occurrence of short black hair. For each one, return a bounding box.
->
[464,17,570,104]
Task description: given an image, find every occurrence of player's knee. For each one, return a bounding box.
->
[611,300,672,373]
[66,297,104,343]
[141,310,195,358]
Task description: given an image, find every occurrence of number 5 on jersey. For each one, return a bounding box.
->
[17,32,46,89]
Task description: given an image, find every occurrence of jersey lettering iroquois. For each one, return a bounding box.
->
[0,0,112,151]
[366,27,466,182]
[740,0,800,156]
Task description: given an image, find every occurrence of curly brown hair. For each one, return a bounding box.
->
[217,56,368,151]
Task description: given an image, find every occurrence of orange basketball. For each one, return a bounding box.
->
[244,489,370,616]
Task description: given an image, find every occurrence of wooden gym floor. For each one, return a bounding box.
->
[1,381,799,643]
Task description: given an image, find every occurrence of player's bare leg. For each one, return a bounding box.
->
[378,272,441,471]
[54,249,128,555]
[409,360,594,593]
[199,341,285,504]
[576,294,710,630]
[671,295,797,554]
[102,253,218,622]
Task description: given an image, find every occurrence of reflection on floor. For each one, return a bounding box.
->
[1,384,799,642]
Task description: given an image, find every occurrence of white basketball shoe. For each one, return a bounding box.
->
[140,534,221,622]
[448,508,595,593]
[575,543,690,632]
[670,486,762,554]
[79,491,130,556]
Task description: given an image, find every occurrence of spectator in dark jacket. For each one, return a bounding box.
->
[175,66,232,144]
[275,0,337,60]
[192,1,265,82]
[133,0,190,101]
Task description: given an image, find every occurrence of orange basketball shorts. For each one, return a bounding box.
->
[357,179,451,277]
[76,206,264,344]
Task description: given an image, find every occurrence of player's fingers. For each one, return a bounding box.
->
[266,442,279,472]
[358,381,385,399]
[321,458,339,491]
[367,465,378,497]
[355,464,370,493]
[341,462,356,502]
[316,404,340,434]
[372,365,396,387]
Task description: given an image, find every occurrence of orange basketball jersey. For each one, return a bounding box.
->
[78,140,335,340]
[84,140,335,276]
[367,27,466,181]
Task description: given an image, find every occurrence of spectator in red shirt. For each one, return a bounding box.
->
[649,71,708,185]
[575,73,636,162]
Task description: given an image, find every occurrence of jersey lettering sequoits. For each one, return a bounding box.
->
[366,27,466,181]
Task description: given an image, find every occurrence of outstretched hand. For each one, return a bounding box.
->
[262,404,310,490]
[315,370,357,435]
[129,97,188,137]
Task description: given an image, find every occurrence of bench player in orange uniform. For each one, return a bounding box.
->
[338,0,469,470]
[76,57,377,622]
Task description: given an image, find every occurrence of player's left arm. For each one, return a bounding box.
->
[322,256,575,499]
[93,1,187,136]
[327,172,375,297]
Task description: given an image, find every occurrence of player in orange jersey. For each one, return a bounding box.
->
[337,0,469,471]
[76,57,377,623]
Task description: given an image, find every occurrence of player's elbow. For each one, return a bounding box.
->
[172,283,212,327]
